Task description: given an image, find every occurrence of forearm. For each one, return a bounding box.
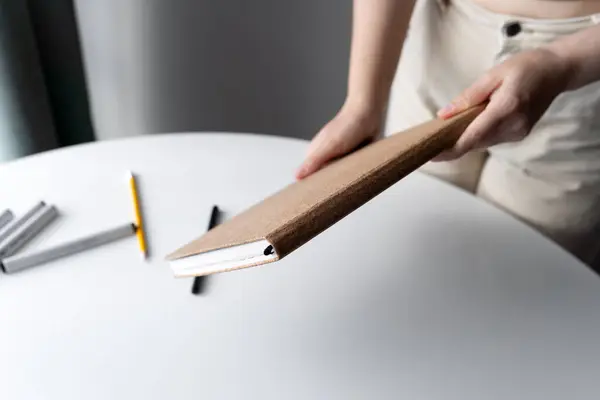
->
[546,25,600,90]
[346,0,417,113]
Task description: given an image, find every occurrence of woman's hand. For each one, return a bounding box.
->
[295,101,382,180]
[295,0,416,180]
[435,47,574,161]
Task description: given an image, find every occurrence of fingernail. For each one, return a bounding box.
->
[296,165,308,179]
[437,103,456,117]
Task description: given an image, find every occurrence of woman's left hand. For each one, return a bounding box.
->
[435,47,573,161]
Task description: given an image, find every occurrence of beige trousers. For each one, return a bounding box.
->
[385,0,600,269]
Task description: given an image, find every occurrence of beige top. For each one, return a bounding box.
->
[469,0,600,19]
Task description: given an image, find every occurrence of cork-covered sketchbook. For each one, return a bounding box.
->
[166,106,483,277]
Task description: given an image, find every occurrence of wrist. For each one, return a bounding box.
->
[339,97,383,133]
[543,43,581,91]
[344,93,387,120]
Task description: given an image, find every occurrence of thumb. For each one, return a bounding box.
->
[437,73,501,119]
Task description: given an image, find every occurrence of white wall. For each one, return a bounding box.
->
[73,0,149,141]
[74,0,352,141]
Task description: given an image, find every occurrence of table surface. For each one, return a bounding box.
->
[1,133,600,400]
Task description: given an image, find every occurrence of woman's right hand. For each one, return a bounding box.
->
[295,101,382,180]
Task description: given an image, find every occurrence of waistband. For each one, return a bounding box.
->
[448,0,600,33]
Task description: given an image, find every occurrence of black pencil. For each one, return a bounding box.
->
[191,205,220,295]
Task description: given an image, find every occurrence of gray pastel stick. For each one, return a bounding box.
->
[1,223,136,274]
[0,210,14,231]
[0,201,46,245]
[0,204,58,259]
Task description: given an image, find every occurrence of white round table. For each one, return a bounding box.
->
[1,133,600,399]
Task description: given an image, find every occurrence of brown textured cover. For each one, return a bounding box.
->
[166,106,483,267]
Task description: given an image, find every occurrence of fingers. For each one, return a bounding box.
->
[476,112,528,148]
[296,102,381,180]
[438,72,502,119]
[295,127,369,180]
[434,86,519,161]
[295,130,339,179]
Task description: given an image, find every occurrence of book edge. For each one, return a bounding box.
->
[169,239,279,276]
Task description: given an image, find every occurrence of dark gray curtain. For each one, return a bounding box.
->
[0,0,93,162]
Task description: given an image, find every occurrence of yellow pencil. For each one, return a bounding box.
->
[127,171,147,259]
